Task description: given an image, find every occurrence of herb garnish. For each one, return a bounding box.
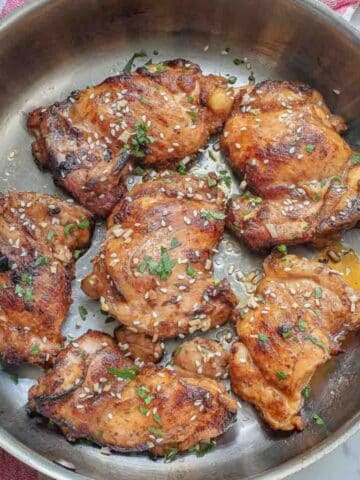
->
[122,51,147,73]
[79,305,88,321]
[108,366,140,380]
[277,244,287,254]
[186,264,196,277]
[188,441,214,457]
[302,385,311,399]
[305,144,315,153]
[306,334,327,351]
[138,247,176,280]
[31,344,40,356]
[201,210,226,220]
[64,219,90,237]
[34,256,50,267]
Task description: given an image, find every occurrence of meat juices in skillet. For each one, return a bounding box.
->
[81,173,237,340]
[223,80,360,252]
[0,192,93,365]
[28,330,237,456]
[230,252,360,431]
[28,59,235,217]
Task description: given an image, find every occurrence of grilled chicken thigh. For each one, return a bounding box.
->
[28,59,235,217]
[172,337,229,380]
[222,80,360,251]
[82,173,237,339]
[28,330,237,456]
[230,252,360,431]
[114,327,165,363]
[0,192,93,364]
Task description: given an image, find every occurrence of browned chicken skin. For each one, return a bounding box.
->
[28,59,235,217]
[114,326,165,363]
[172,337,229,380]
[230,252,360,431]
[222,80,360,251]
[0,192,93,364]
[28,330,237,456]
[81,173,237,339]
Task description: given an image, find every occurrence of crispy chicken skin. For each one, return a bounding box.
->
[0,192,93,364]
[114,326,164,363]
[28,59,235,217]
[81,173,237,339]
[230,253,360,431]
[28,330,237,456]
[172,337,229,380]
[222,80,360,251]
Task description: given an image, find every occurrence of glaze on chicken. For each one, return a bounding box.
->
[0,192,93,364]
[28,330,237,456]
[222,80,360,251]
[28,59,235,217]
[81,173,237,339]
[230,252,360,431]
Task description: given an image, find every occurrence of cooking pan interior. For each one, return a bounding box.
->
[0,0,359,479]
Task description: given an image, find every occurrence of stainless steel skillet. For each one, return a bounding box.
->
[0,0,359,479]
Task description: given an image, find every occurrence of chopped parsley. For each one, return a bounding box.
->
[305,144,315,153]
[208,150,217,162]
[173,346,182,357]
[248,72,256,83]
[201,210,226,220]
[134,166,145,176]
[188,441,214,457]
[297,320,308,331]
[277,371,288,380]
[312,413,326,427]
[233,58,244,65]
[34,256,50,267]
[178,162,187,175]
[302,385,311,399]
[31,344,40,356]
[156,63,166,73]
[164,448,178,462]
[139,406,149,415]
[186,110,197,124]
[138,247,176,280]
[136,385,154,404]
[153,413,162,425]
[170,237,181,249]
[78,305,88,321]
[278,324,292,339]
[124,121,154,158]
[9,374,19,384]
[15,285,33,301]
[314,287,322,299]
[227,76,237,85]
[306,334,327,351]
[219,170,232,188]
[105,316,115,324]
[207,177,217,187]
[64,219,90,237]
[187,96,194,103]
[277,244,287,255]
[258,332,269,344]
[122,50,147,73]
[108,366,140,380]
[148,426,163,436]
[72,250,81,260]
[186,264,196,277]
[46,229,57,243]
[350,154,360,164]
[20,273,32,286]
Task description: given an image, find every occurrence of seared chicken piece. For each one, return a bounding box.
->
[222,80,360,251]
[172,337,229,380]
[28,330,237,456]
[28,59,235,217]
[0,192,93,364]
[82,173,237,339]
[230,252,360,431]
[114,326,164,363]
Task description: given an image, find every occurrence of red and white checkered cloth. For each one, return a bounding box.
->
[0,0,359,478]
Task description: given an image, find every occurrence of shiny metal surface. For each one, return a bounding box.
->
[0,0,359,479]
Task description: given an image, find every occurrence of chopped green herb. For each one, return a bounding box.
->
[156,63,166,73]
[105,316,115,324]
[125,121,154,158]
[258,332,269,343]
[9,374,18,384]
[170,237,181,249]
[278,324,292,339]
[139,406,149,415]
[72,250,81,260]
[78,305,88,321]
[186,110,197,124]
[277,371,288,380]
[164,448,178,462]
[20,273,32,286]
[178,162,187,175]
[187,96,194,103]
[208,150,217,162]
[64,219,90,237]
[15,285,33,301]
[227,76,237,85]
[186,264,196,277]
[248,72,255,83]
[302,385,311,399]
[306,334,327,351]
[78,438,94,446]
[31,344,40,356]
[122,50,147,73]
[312,413,326,426]
[201,210,226,220]
[188,441,214,457]
[305,144,315,153]
[350,154,360,164]
[134,166,145,176]
[108,366,140,380]
[148,426,163,436]
[297,320,308,331]
[207,177,217,187]
[136,385,154,404]
[315,287,322,299]
[332,175,341,182]
[34,256,50,267]
[153,413,162,425]
[46,229,57,243]
[173,346,182,357]
[277,244,287,254]
[233,58,244,65]
[219,170,232,188]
